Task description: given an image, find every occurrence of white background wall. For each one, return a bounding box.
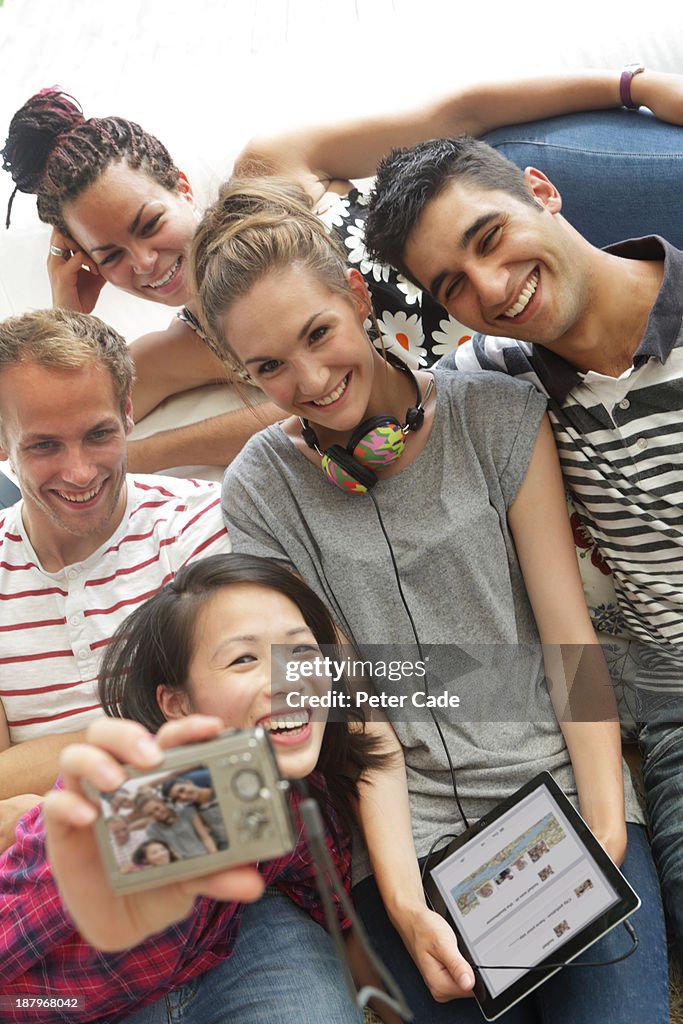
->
[0,0,681,340]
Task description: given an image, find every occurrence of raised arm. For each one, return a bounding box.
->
[507,416,626,864]
[47,228,108,314]
[236,69,683,198]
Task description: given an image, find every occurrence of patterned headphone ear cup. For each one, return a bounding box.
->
[322,445,378,493]
[349,416,406,470]
[346,415,398,452]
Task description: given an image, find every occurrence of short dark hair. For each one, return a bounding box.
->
[364,135,539,285]
[99,553,390,828]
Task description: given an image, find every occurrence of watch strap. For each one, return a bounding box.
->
[620,64,645,110]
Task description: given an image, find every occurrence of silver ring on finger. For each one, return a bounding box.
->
[49,244,66,257]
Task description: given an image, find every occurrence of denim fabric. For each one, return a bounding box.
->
[120,889,363,1024]
[640,721,683,958]
[354,824,668,1024]
[533,825,668,1024]
[482,110,683,249]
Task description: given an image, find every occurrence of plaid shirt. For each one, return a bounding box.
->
[0,778,351,1024]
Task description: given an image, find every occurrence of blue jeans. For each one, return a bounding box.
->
[354,824,668,1023]
[640,721,683,958]
[482,109,683,249]
[120,889,363,1024]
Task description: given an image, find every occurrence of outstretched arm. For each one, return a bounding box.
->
[127,401,283,474]
[508,416,626,865]
[129,317,232,421]
[126,315,284,472]
[236,69,683,198]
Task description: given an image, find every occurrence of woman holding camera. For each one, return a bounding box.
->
[0,554,390,1024]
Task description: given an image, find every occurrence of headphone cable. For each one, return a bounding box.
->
[368,488,470,831]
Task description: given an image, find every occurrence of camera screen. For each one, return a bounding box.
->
[100,762,229,875]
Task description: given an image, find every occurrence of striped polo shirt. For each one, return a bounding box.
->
[444,236,683,655]
[0,474,230,742]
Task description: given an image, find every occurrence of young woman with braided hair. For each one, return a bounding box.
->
[3,74,683,472]
[2,89,237,432]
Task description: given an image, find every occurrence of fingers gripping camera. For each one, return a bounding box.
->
[86,729,296,893]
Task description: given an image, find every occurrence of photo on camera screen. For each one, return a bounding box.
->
[100,761,228,876]
[88,728,297,894]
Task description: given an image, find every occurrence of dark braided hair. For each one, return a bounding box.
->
[2,87,180,232]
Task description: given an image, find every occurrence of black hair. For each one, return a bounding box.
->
[99,553,390,829]
[2,87,179,231]
[364,134,540,287]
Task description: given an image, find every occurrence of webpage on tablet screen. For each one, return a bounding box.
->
[430,786,620,997]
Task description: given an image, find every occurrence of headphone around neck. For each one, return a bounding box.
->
[300,357,433,494]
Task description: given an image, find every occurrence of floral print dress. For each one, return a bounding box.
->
[317,186,473,368]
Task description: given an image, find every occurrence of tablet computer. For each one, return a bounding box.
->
[423,771,639,1021]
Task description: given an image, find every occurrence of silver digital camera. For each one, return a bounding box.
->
[86,728,296,893]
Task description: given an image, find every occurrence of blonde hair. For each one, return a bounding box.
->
[0,308,134,435]
[190,177,352,360]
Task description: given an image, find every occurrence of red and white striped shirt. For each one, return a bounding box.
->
[0,475,230,743]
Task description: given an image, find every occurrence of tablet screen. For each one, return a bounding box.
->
[428,776,628,1002]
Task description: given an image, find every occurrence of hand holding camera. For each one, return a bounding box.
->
[43,715,276,952]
